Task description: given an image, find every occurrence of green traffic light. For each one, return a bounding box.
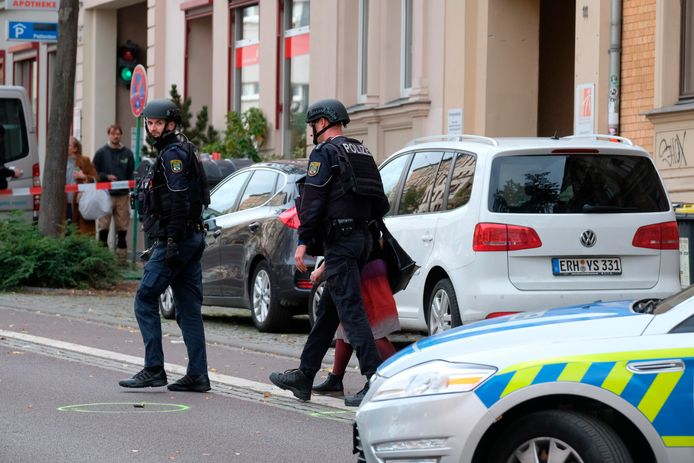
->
[120,67,133,82]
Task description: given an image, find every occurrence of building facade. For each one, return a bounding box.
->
[24,0,693,201]
[0,3,60,173]
[620,0,694,204]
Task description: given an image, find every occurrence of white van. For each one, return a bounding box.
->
[0,86,40,220]
[308,134,682,336]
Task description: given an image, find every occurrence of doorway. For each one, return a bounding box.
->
[537,0,575,137]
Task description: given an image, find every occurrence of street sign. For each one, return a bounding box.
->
[7,21,58,43]
[129,65,147,117]
[6,0,58,10]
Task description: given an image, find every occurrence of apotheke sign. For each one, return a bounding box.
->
[6,1,58,11]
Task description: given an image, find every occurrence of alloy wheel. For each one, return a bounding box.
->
[252,269,271,324]
[507,437,584,463]
[428,288,452,335]
[159,286,175,319]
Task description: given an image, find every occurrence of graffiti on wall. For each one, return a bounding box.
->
[656,130,689,169]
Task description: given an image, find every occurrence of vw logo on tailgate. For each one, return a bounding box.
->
[580,230,597,248]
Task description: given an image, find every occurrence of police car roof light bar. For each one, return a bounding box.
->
[562,134,634,145]
[408,134,498,147]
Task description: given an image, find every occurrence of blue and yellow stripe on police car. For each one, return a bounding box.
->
[475,348,694,447]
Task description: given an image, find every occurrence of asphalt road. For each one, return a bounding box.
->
[0,288,422,462]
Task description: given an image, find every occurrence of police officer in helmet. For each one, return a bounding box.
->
[118,98,211,392]
[269,98,389,407]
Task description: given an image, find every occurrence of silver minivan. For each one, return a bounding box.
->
[0,86,40,220]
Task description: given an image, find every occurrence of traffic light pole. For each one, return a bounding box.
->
[131,116,141,264]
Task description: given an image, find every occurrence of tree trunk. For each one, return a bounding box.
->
[38,0,79,237]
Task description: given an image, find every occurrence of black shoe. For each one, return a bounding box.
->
[312,373,344,394]
[119,368,167,388]
[345,381,370,407]
[269,368,312,401]
[167,374,211,392]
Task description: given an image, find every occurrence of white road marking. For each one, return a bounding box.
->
[0,328,352,411]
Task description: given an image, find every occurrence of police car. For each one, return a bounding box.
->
[354,285,694,463]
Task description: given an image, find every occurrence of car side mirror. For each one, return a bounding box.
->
[204,218,219,233]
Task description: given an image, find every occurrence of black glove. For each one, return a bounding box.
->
[165,238,182,267]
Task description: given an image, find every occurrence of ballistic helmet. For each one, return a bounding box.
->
[142,99,181,125]
[306,99,350,126]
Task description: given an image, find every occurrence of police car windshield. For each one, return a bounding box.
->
[653,285,694,315]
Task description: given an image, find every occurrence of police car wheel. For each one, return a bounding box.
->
[159,286,176,320]
[427,278,461,336]
[308,281,326,328]
[488,410,632,463]
[250,261,287,332]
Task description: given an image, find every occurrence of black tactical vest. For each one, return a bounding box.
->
[323,137,388,220]
[136,141,210,234]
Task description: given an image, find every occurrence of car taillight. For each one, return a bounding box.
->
[278,206,300,229]
[32,162,40,216]
[632,221,679,250]
[296,279,313,289]
[473,223,542,251]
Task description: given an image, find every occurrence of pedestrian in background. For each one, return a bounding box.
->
[93,124,134,265]
[118,99,211,393]
[66,137,98,235]
[269,99,390,407]
[310,229,400,395]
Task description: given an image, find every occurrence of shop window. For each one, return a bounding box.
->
[358,0,369,99]
[232,3,260,113]
[401,0,413,94]
[281,0,310,158]
[13,51,38,119]
[0,51,5,85]
[682,0,694,100]
[47,48,56,127]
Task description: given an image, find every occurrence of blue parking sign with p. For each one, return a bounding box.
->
[7,21,58,43]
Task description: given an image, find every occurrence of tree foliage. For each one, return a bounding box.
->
[145,85,269,162]
[0,216,121,290]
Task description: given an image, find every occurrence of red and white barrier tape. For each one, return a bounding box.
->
[0,180,136,197]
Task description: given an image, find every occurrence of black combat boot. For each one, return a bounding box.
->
[344,381,370,407]
[312,373,344,394]
[167,374,211,392]
[269,368,313,401]
[118,367,167,388]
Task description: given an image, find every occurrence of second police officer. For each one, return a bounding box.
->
[118,99,212,392]
[269,99,390,407]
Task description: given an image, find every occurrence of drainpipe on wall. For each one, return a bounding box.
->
[608,0,622,135]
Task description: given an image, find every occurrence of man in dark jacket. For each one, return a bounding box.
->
[93,124,134,264]
[118,99,211,392]
[269,99,389,407]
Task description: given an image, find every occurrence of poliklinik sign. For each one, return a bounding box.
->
[6,0,59,10]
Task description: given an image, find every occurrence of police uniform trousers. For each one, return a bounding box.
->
[299,227,381,378]
[134,231,208,376]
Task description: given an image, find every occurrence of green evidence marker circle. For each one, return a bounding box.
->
[57,402,190,414]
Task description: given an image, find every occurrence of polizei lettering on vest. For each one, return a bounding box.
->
[341,143,370,155]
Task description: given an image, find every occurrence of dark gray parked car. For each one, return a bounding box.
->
[159,160,315,332]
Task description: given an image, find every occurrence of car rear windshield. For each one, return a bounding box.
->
[488,154,669,213]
